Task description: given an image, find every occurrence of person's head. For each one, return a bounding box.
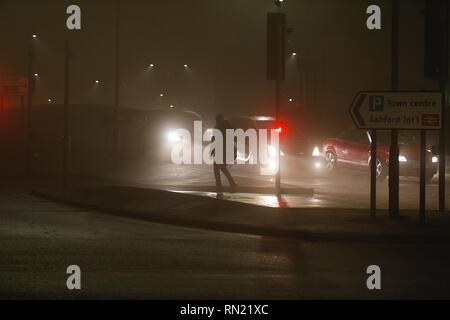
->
[215,114,225,125]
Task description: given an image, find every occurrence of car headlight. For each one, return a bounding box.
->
[399,155,407,162]
[269,160,278,170]
[432,156,438,163]
[312,146,320,157]
[167,131,182,143]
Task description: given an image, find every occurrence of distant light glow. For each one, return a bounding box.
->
[47,98,52,102]
[269,160,278,170]
[268,145,277,157]
[169,104,174,108]
[289,98,293,102]
[255,116,275,121]
[399,155,407,162]
[95,80,100,84]
[312,146,320,157]
[292,52,297,56]
[183,64,189,68]
[167,131,182,143]
[432,156,438,163]
[149,63,154,67]
[159,93,164,97]
[34,73,38,77]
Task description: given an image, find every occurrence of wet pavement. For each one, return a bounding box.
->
[2,191,450,299]
[102,154,450,211]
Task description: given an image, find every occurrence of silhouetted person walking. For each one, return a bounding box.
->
[211,114,237,195]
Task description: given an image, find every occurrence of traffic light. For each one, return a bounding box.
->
[424,0,448,79]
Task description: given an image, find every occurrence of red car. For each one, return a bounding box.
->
[312,129,438,181]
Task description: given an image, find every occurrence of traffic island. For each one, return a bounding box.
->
[32,185,450,244]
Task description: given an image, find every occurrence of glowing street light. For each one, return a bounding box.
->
[32,34,37,39]
[183,64,189,68]
[34,73,38,77]
[95,80,100,84]
[288,98,293,102]
[149,63,154,68]
[48,98,52,103]
[159,93,164,97]
[292,52,297,56]
[169,104,174,108]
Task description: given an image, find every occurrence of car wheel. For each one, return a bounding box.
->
[324,150,337,172]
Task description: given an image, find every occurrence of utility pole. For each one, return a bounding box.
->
[26,43,35,183]
[63,39,71,192]
[439,0,448,213]
[275,0,284,195]
[389,0,400,218]
[424,0,448,212]
[267,1,286,195]
[113,0,121,169]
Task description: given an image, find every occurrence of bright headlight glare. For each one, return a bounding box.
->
[167,131,182,143]
[268,145,277,157]
[269,160,278,170]
[398,155,407,162]
[312,146,320,157]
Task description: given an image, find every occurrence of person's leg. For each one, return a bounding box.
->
[221,165,237,188]
[213,162,222,192]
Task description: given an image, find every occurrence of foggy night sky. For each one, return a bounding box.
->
[0,0,445,134]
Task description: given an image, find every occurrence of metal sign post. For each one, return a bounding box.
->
[420,130,427,224]
[370,129,377,219]
[390,0,400,219]
[63,40,72,193]
[350,91,443,221]
[424,0,448,213]
[27,45,35,182]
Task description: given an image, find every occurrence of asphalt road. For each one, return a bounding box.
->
[106,155,450,210]
[1,191,450,299]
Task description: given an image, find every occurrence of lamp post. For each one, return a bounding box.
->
[26,36,36,182]
[274,0,285,195]
[113,0,121,169]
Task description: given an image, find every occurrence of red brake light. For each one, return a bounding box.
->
[274,123,285,136]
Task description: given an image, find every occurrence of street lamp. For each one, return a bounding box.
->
[32,34,37,39]
[34,73,38,77]
[95,80,100,84]
[149,63,154,68]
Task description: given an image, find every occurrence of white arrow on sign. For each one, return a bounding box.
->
[349,91,443,130]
